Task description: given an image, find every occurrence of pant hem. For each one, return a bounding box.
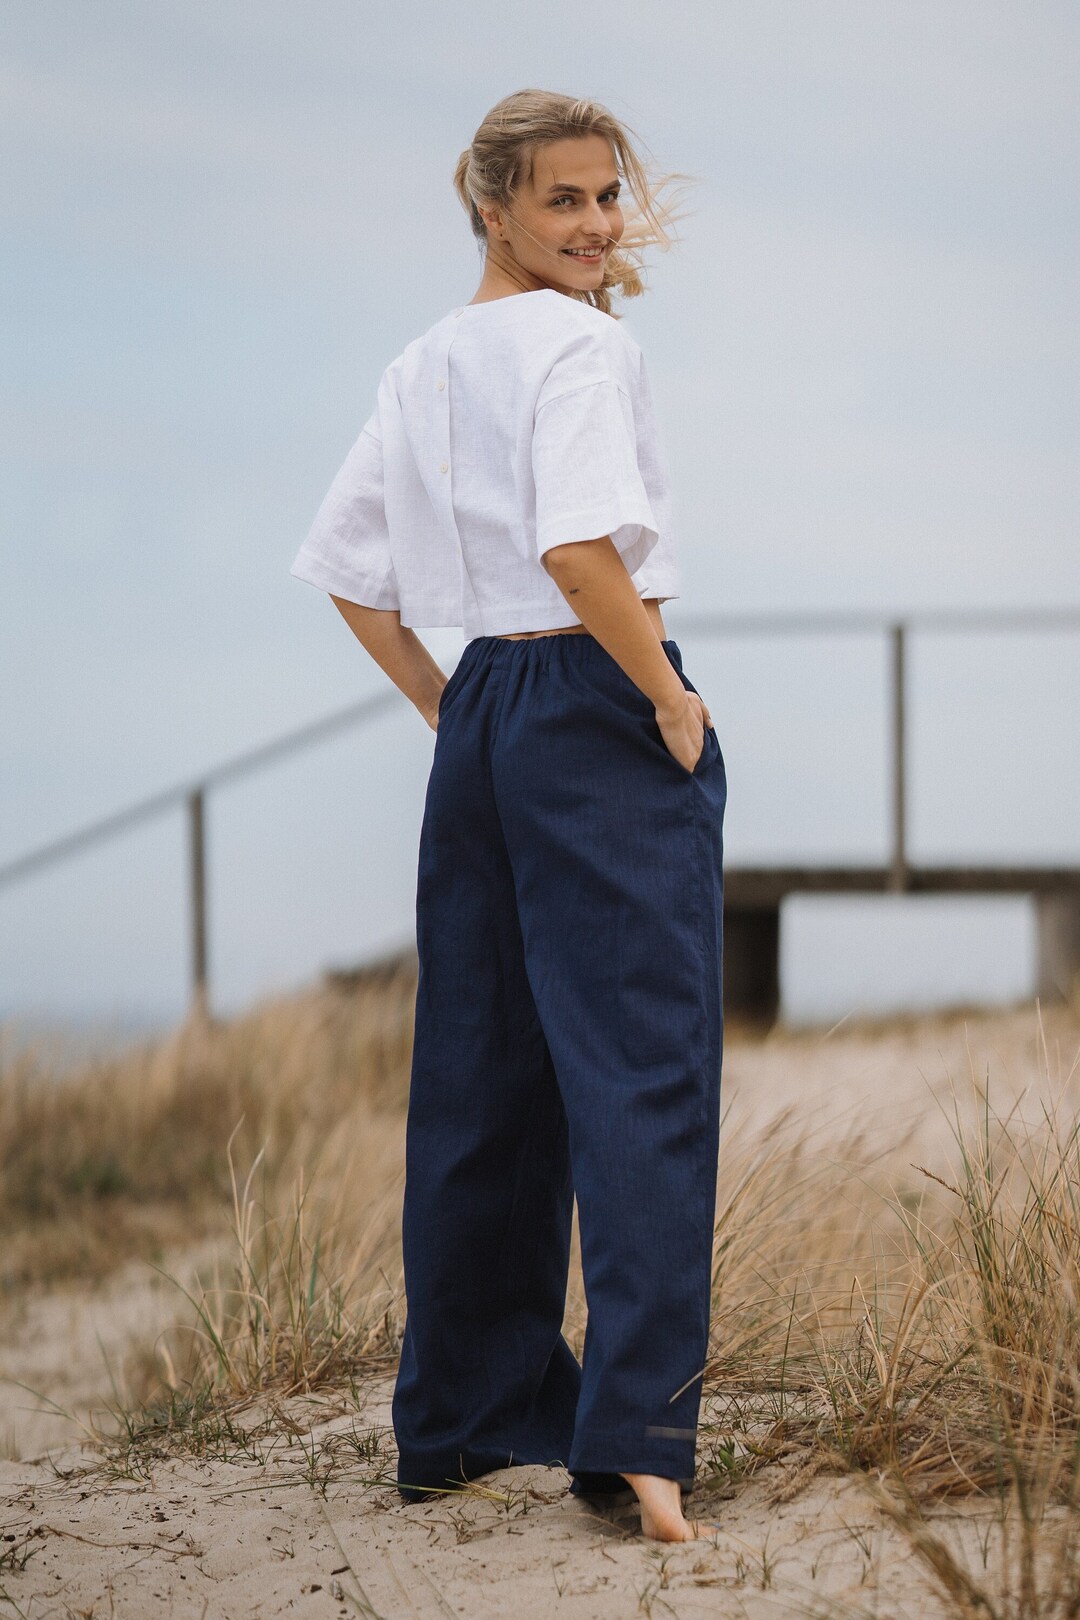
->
[395,1445,571,1504]
[569,1470,694,1501]
[569,1435,697,1487]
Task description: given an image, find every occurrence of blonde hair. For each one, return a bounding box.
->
[453,89,694,317]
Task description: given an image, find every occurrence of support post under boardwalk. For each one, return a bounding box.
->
[723,903,781,1028]
[1035,892,1080,1004]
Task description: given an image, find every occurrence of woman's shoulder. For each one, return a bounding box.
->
[388,306,459,372]
[392,291,639,358]
[530,296,645,403]
[533,291,643,355]
[374,294,645,411]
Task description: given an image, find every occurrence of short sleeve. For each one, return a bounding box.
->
[290,414,400,610]
[531,329,661,579]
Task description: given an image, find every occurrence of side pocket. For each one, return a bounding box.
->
[605,645,713,780]
[690,723,717,778]
[606,656,654,715]
[437,660,467,722]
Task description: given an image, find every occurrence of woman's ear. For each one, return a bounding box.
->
[477,203,505,241]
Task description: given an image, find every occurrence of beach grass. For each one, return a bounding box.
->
[4,968,1080,1613]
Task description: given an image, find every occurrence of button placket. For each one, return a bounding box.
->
[440,325,481,632]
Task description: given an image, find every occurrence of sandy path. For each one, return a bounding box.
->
[2,1000,1077,1617]
[0,1376,1007,1618]
[0,1240,228,1463]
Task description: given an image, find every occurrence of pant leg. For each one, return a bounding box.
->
[392,642,582,1502]
[492,635,726,1489]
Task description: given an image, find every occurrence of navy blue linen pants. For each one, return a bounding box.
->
[392,633,726,1502]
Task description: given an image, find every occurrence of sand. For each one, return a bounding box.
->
[2,998,1077,1618]
[0,1376,1020,1619]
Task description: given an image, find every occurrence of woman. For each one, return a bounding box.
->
[291,90,726,1543]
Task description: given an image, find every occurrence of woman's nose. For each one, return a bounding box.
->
[588,201,612,236]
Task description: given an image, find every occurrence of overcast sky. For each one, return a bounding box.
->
[2,1,1078,1032]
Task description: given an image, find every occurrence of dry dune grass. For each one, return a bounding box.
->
[693,1033,1080,1616]
[0,950,417,1290]
[5,968,1080,1614]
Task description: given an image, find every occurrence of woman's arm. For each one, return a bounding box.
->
[330,596,447,731]
[543,538,712,774]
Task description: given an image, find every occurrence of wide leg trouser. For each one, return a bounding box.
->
[392,634,726,1502]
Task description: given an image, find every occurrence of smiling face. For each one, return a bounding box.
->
[476,133,626,297]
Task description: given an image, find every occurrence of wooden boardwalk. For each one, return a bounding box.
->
[723,863,1080,1024]
[3,608,1078,1026]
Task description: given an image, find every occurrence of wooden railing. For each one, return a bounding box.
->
[3,608,1078,1020]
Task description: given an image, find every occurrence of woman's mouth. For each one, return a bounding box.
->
[560,245,606,265]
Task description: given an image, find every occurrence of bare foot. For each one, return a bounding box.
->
[619,1473,719,1542]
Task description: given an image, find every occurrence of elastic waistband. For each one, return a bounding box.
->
[461,633,684,675]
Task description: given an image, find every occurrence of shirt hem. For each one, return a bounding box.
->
[445,579,681,638]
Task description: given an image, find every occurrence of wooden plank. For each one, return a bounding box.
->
[725,865,1080,906]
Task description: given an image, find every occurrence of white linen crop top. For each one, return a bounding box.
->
[290,287,681,639]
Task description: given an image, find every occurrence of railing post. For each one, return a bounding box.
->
[187,787,209,1020]
[889,622,908,892]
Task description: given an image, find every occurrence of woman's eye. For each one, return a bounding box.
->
[554,192,620,207]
